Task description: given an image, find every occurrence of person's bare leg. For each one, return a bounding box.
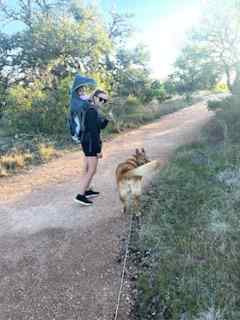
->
[82,155,88,176]
[79,157,98,195]
[83,156,87,170]
[83,156,94,191]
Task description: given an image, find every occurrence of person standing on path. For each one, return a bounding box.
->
[74,89,109,206]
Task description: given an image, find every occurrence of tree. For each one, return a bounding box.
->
[170,45,219,95]
[0,0,154,134]
[108,11,133,45]
[191,0,240,93]
[0,0,151,94]
[0,32,15,114]
[106,43,151,98]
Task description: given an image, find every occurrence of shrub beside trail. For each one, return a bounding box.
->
[131,94,240,320]
[0,94,202,177]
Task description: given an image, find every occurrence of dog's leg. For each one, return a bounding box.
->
[124,199,131,215]
[130,177,142,216]
[133,195,141,216]
[120,194,126,214]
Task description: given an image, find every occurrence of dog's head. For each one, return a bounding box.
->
[134,148,150,166]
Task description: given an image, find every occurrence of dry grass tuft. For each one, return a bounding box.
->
[38,143,58,161]
[0,150,33,176]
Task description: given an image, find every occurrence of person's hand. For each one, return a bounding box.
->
[97,152,103,159]
[108,110,115,122]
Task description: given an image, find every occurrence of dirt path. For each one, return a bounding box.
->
[0,101,213,320]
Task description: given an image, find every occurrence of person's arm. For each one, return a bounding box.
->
[97,112,109,129]
[86,109,101,154]
[100,117,109,129]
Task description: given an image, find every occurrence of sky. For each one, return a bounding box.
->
[99,0,205,79]
[1,0,206,79]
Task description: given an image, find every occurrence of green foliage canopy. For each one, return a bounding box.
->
[0,0,156,134]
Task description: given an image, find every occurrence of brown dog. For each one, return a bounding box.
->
[115,148,160,214]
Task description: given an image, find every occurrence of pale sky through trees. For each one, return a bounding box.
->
[100,0,205,79]
[2,0,205,79]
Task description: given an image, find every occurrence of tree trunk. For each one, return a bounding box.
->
[225,66,232,92]
[231,66,240,96]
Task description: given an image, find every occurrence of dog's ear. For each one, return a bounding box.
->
[141,148,145,154]
[135,148,140,155]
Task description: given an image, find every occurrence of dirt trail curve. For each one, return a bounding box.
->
[0,101,213,320]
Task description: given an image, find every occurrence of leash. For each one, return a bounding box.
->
[113,213,133,320]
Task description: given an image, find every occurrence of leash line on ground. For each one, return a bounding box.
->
[113,214,133,320]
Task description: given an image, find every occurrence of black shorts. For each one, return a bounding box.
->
[81,141,99,157]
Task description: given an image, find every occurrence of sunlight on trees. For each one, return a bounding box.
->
[0,0,157,134]
[168,0,240,96]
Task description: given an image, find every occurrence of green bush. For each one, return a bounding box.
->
[156,87,167,103]
[5,77,70,135]
[213,82,229,93]
[205,95,240,144]
[207,99,223,110]
[124,95,144,114]
[142,81,167,104]
[207,95,234,111]
[216,96,240,143]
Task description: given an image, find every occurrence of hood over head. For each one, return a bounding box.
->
[70,74,96,111]
[71,74,96,95]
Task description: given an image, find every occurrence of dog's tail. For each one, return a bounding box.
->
[125,160,161,178]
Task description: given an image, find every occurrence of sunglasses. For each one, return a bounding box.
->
[98,97,108,104]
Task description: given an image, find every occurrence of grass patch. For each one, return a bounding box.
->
[131,94,240,319]
[0,150,33,176]
[0,136,63,177]
[38,143,58,161]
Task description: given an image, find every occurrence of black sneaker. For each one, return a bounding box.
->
[85,189,100,198]
[74,194,93,206]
